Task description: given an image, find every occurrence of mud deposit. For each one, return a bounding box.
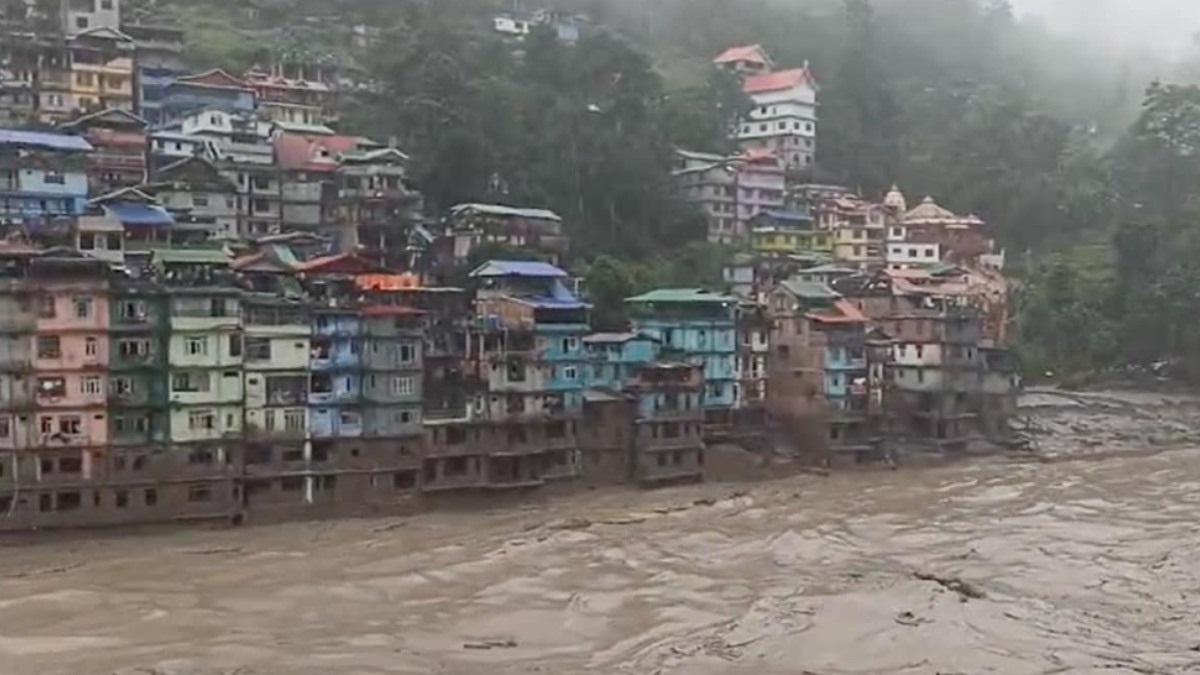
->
[4,393,1200,674]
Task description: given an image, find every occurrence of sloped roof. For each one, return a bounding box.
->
[626,289,737,304]
[743,68,816,95]
[778,279,840,301]
[450,203,562,222]
[713,44,772,66]
[0,129,93,152]
[174,69,251,90]
[470,260,568,278]
[151,248,231,265]
[273,132,360,172]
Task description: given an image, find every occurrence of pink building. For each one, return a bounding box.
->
[30,253,112,482]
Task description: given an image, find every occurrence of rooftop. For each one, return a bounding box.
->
[626,288,737,304]
[0,129,94,152]
[470,260,568,279]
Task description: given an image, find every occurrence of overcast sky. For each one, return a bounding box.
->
[1010,0,1200,55]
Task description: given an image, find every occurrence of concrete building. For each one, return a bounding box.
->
[460,260,590,489]
[630,362,706,485]
[717,45,818,170]
[0,129,92,229]
[66,26,135,114]
[60,107,147,195]
[626,289,738,433]
[122,22,185,126]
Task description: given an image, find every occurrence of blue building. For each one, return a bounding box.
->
[309,307,363,439]
[626,288,739,430]
[582,332,660,391]
[462,260,591,488]
[159,69,257,123]
[0,129,93,226]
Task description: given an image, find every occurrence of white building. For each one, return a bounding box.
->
[716,46,818,171]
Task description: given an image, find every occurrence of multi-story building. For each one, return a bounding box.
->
[142,155,239,240]
[818,194,887,269]
[122,22,185,126]
[159,69,256,124]
[338,145,422,267]
[273,132,356,236]
[0,129,92,229]
[629,362,706,485]
[672,149,785,244]
[156,248,244,487]
[60,107,147,195]
[27,250,111,522]
[107,277,169,480]
[717,45,818,170]
[749,208,829,257]
[360,305,424,456]
[626,289,738,433]
[65,0,122,35]
[462,260,589,489]
[67,26,135,114]
[244,61,337,128]
[444,203,567,265]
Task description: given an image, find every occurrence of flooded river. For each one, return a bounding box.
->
[4,435,1200,675]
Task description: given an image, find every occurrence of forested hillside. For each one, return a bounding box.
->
[129,0,1200,380]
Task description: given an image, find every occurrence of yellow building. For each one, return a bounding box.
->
[749,210,831,256]
[68,28,135,115]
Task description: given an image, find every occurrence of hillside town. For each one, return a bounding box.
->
[0,1,1019,531]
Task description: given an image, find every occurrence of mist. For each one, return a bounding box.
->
[1010,0,1200,56]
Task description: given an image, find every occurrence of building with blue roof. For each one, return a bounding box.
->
[0,128,93,226]
[442,259,590,490]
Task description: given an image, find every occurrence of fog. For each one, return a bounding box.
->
[1011,0,1200,55]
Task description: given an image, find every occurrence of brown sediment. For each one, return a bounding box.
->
[3,393,1200,674]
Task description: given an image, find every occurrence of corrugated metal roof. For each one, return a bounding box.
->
[104,203,174,227]
[626,289,737,304]
[0,128,93,152]
[151,248,231,265]
[470,260,568,278]
[779,279,840,300]
[450,203,562,222]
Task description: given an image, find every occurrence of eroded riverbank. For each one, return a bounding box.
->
[3,393,1200,674]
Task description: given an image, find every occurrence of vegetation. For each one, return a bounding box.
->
[133,0,1200,377]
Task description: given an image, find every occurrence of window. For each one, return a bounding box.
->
[37,336,60,359]
[58,416,81,435]
[172,371,209,393]
[85,337,97,357]
[228,335,242,358]
[81,376,101,395]
[74,297,92,319]
[187,485,213,502]
[391,376,414,396]
[186,337,207,356]
[284,410,305,432]
[37,377,66,398]
[188,410,216,431]
[246,337,271,361]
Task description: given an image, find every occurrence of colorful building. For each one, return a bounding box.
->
[0,129,92,227]
[626,288,738,431]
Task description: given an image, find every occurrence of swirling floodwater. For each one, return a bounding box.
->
[2,447,1199,675]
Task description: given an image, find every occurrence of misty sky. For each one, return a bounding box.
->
[1010,0,1200,55]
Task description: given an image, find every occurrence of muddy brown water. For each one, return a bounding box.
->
[3,448,1200,675]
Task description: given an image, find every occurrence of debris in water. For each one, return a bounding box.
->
[463,639,518,650]
[913,571,987,600]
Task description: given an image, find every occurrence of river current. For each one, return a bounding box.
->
[2,445,1199,674]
